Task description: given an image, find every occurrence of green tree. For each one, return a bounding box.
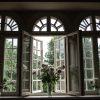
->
[45,38,54,65]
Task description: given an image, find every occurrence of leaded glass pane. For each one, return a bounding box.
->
[51,18,56,24]
[58,26,64,31]
[87,70,93,79]
[57,81,60,90]
[33,71,36,80]
[33,60,37,69]
[41,26,47,31]
[37,41,41,50]
[51,26,57,31]
[86,59,92,68]
[33,26,40,31]
[41,18,47,24]
[38,81,41,90]
[55,21,61,27]
[61,81,65,90]
[33,81,36,91]
[37,21,42,27]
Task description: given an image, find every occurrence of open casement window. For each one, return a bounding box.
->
[54,36,66,93]
[32,38,43,93]
[21,31,32,96]
[21,31,43,95]
[66,31,84,95]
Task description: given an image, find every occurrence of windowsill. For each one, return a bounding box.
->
[29,92,67,96]
[21,92,100,98]
[1,93,100,98]
[1,95,100,98]
[1,95,100,99]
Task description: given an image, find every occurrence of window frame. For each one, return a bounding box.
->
[31,16,67,95]
[4,16,19,31]
[81,31,100,95]
[33,16,65,32]
[0,31,20,96]
[32,37,43,93]
[54,36,66,93]
[30,33,67,96]
[0,14,20,96]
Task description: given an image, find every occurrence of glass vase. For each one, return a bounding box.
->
[47,83,52,96]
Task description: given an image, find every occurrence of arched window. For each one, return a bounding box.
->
[33,16,65,32]
[51,17,64,31]
[0,15,20,95]
[78,15,100,95]
[32,16,66,94]
[4,16,19,31]
[79,16,100,31]
[95,16,100,31]
[33,17,47,31]
[79,16,93,31]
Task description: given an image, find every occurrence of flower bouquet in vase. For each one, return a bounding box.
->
[38,64,65,96]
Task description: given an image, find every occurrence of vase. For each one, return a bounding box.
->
[47,83,52,96]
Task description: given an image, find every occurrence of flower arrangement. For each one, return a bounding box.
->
[38,63,65,95]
